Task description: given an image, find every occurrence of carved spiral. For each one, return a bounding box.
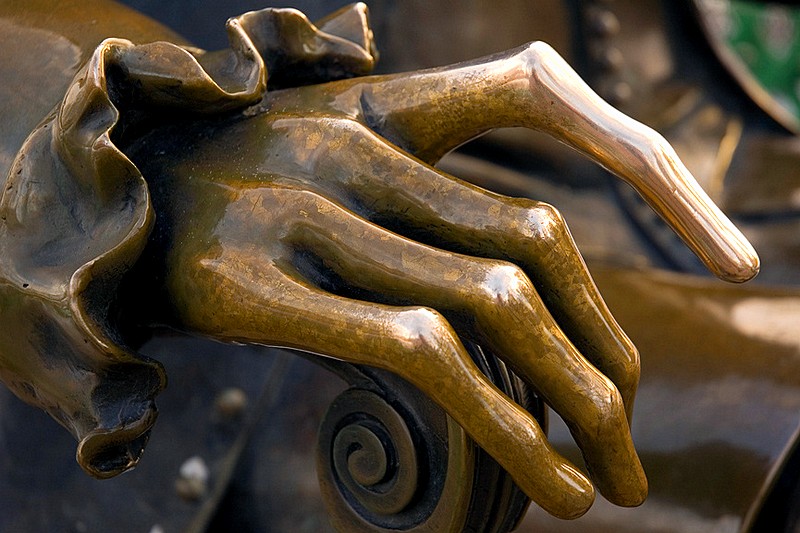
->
[322,389,421,521]
[316,342,540,532]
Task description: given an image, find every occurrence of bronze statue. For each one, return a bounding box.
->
[0,0,758,523]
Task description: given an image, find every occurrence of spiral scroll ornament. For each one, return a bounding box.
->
[322,389,422,521]
[316,342,542,532]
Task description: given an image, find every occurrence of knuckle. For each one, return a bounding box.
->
[520,41,558,73]
[324,115,369,135]
[395,307,450,349]
[621,342,641,382]
[585,380,627,433]
[287,186,347,215]
[526,40,557,57]
[276,115,367,153]
[530,201,566,226]
[525,202,568,242]
[478,261,531,304]
[607,335,641,395]
[626,127,674,183]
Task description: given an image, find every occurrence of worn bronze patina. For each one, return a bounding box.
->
[0,0,758,522]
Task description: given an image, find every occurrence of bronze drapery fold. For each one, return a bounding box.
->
[0,3,376,479]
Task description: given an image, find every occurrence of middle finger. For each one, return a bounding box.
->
[267,115,640,419]
[278,186,647,507]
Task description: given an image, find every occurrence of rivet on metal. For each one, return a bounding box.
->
[214,387,248,420]
[174,456,209,501]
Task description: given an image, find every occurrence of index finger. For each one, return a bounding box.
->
[523,43,759,282]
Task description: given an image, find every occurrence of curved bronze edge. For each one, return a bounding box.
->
[0,3,376,479]
[741,422,800,531]
[692,0,800,134]
[76,402,158,479]
[310,343,538,532]
[312,357,475,532]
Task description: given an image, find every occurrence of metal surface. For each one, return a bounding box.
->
[314,345,538,532]
[523,265,800,533]
[0,0,767,530]
[0,334,292,532]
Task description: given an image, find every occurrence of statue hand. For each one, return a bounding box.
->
[0,4,759,520]
[142,50,756,516]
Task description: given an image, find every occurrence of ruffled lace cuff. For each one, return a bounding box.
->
[0,3,375,478]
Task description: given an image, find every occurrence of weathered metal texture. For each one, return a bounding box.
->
[0,0,761,529]
[312,347,538,532]
[522,265,800,533]
[0,335,292,532]
[0,0,378,481]
[138,1,800,531]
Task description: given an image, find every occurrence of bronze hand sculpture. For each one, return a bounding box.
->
[0,0,758,521]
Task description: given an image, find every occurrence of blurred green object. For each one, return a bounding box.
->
[697,0,800,131]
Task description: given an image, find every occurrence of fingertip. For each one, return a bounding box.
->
[524,461,596,520]
[593,456,648,508]
[715,248,760,284]
[690,208,760,283]
[611,475,648,508]
[555,463,596,519]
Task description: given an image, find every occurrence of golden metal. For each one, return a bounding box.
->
[0,0,758,522]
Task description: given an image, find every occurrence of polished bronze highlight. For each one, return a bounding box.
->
[0,1,758,521]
